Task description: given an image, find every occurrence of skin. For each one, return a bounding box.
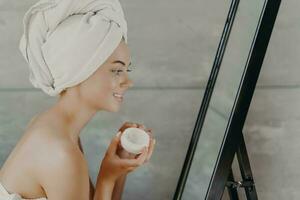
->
[0,38,156,199]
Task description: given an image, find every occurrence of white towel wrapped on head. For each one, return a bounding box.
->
[19,0,128,96]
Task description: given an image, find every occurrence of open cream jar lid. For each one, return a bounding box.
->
[120,127,150,154]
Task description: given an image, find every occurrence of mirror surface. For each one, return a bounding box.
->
[181,0,267,199]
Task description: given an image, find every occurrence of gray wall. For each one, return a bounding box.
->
[0,0,299,199]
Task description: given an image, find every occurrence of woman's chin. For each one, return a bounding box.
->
[111,109,120,113]
[97,98,122,112]
[106,103,121,113]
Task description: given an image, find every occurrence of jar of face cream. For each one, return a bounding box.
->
[120,127,150,154]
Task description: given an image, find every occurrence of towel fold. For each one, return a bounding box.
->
[0,181,47,199]
[19,0,128,96]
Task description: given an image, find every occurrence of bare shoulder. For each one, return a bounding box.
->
[0,112,90,199]
[28,128,90,199]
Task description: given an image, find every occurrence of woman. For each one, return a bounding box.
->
[0,0,156,199]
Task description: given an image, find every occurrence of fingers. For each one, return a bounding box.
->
[145,128,152,133]
[107,131,122,156]
[137,124,146,130]
[119,122,138,133]
[119,121,149,132]
[145,138,156,163]
[145,129,153,141]
[137,125,153,137]
[119,147,148,167]
[136,147,149,164]
[117,122,156,166]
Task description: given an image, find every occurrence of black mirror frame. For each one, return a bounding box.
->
[173,0,282,199]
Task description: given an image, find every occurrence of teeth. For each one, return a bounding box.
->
[113,93,123,98]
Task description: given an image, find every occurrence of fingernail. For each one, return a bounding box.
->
[116,131,121,137]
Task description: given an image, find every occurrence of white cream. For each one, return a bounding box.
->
[120,127,150,154]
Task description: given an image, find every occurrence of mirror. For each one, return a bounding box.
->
[181,0,267,199]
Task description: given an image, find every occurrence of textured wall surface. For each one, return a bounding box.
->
[0,0,299,199]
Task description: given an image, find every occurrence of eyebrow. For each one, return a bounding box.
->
[112,60,132,67]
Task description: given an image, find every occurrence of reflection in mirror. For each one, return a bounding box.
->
[181,0,267,199]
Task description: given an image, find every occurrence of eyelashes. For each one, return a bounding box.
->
[111,69,132,76]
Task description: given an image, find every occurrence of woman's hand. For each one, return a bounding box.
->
[98,131,149,183]
[116,122,156,164]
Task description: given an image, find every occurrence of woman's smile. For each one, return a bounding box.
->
[113,93,124,102]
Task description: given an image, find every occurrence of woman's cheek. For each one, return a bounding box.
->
[100,77,116,97]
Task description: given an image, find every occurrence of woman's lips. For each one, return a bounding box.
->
[113,93,123,102]
[114,96,123,102]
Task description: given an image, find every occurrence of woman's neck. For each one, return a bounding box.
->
[50,91,98,143]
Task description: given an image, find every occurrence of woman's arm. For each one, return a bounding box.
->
[112,174,127,200]
[78,137,127,200]
[93,177,115,200]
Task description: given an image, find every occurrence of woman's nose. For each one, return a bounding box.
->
[122,78,134,88]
